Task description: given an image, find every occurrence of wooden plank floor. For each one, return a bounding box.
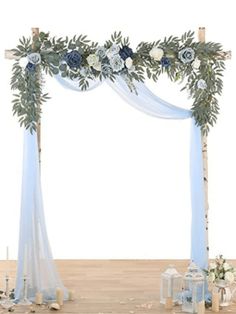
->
[1,260,236,313]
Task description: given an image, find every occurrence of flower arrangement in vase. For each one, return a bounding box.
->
[204,255,236,307]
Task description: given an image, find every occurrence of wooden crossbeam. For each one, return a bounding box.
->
[31,27,42,168]
[218,50,232,60]
[4,49,20,60]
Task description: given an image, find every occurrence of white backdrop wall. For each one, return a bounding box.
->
[0,0,235,259]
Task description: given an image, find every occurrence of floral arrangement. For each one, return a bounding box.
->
[10,31,226,134]
[204,255,236,284]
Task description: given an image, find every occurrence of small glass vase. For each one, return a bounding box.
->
[0,275,15,309]
[215,279,232,307]
[18,275,32,306]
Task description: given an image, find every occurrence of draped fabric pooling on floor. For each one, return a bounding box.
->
[15,131,68,301]
[15,75,207,300]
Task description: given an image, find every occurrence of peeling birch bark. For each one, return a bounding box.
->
[198,27,209,257]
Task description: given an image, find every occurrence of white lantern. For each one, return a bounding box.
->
[182,262,205,313]
[160,265,182,305]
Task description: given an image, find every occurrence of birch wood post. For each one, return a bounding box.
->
[31,27,41,166]
[198,27,209,257]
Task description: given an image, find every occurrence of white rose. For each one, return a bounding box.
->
[27,52,41,64]
[208,272,215,283]
[106,44,120,59]
[223,263,231,271]
[19,57,28,68]
[225,271,234,283]
[192,57,201,70]
[86,54,99,67]
[209,262,217,270]
[93,62,102,72]
[125,57,133,69]
[109,54,124,72]
[96,46,106,59]
[149,47,164,61]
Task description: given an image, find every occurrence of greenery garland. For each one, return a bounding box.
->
[10,31,226,134]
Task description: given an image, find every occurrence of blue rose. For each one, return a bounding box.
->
[178,47,195,64]
[101,64,113,75]
[119,46,134,60]
[26,62,36,72]
[64,50,82,69]
[161,57,171,68]
[96,46,107,59]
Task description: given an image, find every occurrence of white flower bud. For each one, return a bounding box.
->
[125,57,133,69]
[149,47,164,61]
[192,58,201,70]
[86,54,99,67]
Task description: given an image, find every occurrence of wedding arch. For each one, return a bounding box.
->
[5,27,231,301]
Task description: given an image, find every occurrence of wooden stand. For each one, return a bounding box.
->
[31,27,41,167]
[198,27,209,257]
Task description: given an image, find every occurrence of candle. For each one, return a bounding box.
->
[212,291,220,312]
[5,274,10,298]
[23,245,28,276]
[165,297,173,310]
[167,278,172,298]
[56,288,63,306]
[6,246,9,275]
[6,246,9,260]
[68,290,75,301]
[197,301,205,314]
[35,292,43,305]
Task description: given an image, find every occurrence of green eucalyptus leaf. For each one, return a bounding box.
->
[10,30,227,134]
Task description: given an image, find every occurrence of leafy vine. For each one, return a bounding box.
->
[10,31,226,134]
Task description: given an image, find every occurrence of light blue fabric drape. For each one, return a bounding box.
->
[190,119,207,269]
[15,74,207,299]
[15,131,67,301]
[56,75,208,269]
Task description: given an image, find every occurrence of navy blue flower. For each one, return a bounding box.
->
[161,57,171,68]
[26,62,36,72]
[64,50,82,69]
[119,46,133,60]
